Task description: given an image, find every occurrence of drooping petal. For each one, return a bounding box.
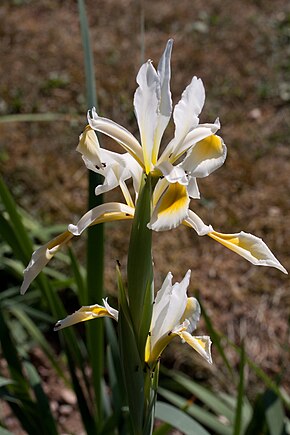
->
[182,134,227,178]
[183,209,213,236]
[134,60,160,173]
[88,107,144,167]
[77,125,102,168]
[186,177,200,199]
[208,231,288,273]
[150,270,191,352]
[20,231,73,295]
[68,202,134,236]
[152,39,173,163]
[54,298,118,331]
[149,182,189,231]
[177,331,212,364]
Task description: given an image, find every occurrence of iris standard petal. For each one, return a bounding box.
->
[180,297,201,334]
[149,182,189,231]
[54,298,118,331]
[88,107,144,167]
[20,231,73,295]
[182,135,227,178]
[209,230,288,273]
[156,161,188,185]
[152,39,173,163]
[177,331,212,364]
[134,60,160,173]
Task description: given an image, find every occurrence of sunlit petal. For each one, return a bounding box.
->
[54,298,118,331]
[183,209,213,236]
[182,134,227,178]
[180,297,201,333]
[186,176,200,199]
[134,60,160,173]
[152,39,173,162]
[20,231,73,295]
[177,332,212,364]
[151,270,191,349]
[88,107,144,167]
[77,125,102,168]
[68,202,134,236]
[149,182,189,231]
[157,161,188,185]
[209,230,288,273]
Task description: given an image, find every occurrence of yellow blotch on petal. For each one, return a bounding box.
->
[77,125,102,166]
[54,304,114,331]
[195,134,223,158]
[157,183,188,217]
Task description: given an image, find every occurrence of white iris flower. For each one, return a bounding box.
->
[21,40,287,295]
[54,270,212,366]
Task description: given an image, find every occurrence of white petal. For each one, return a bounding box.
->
[209,231,288,274]
[183,209,213,236]
[134,60,160,172]
[157,161,188,185]
[103,298,119,321]
[180,297,201,333]
[151,270,191,349]
[177,332,213,364]
[21,231,73,295]
[182,135,227,178]
[54,301,118,331]
[152,39,173,161]
[68,202,134,236]
[186,176,200,199]
[88,107,144,167]
[149,182,189,231]
[77,125,102,168]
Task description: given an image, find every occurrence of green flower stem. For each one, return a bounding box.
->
[119,173,159,434]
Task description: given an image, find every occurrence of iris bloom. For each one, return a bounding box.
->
[54,270,212,366]
[21,40,286,295]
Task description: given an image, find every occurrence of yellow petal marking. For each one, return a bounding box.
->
[54,305,114,331]
[156,182,188,217]
[77,125,102,165]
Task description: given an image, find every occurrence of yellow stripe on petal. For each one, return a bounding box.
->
[149,182,189,231]
[177,331,212,364]
[77,125,102,167]
[54,302,118,331]
[209,230,287,274]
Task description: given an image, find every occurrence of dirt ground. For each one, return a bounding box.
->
[0,0,289,433]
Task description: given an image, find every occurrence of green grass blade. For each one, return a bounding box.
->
[24,361,58,435]
[163,369,235,423]
[0,427,14,435]
[155,402,211,435]
[68,247,86,305]
[158,387,232,435]
[0,113,81,123]
[233,342,246,435]
[78,0,104,424]
[264,390,286,435]
[198,297,234,377]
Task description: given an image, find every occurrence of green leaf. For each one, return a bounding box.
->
[233,342,246,435]
[165,369,235,423]
[24,361,58,435]
[0,377,14,388]
[158,387,232,435]
[0,112,81,124]
[155,401,211,435]
[0,427,14,435]
[265,390,286,435]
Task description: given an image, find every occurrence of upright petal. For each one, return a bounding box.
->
[20,231,73,295]
[134,60,160,173]
[152,39,173,163]
[54,298,118,331]
[208,230,288,273]
[151,270,191,349]
[77,125,102,168]
[88,107,144,167]
[180,297,201,333]
[160,77,205,162]
[149,182,190,231]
